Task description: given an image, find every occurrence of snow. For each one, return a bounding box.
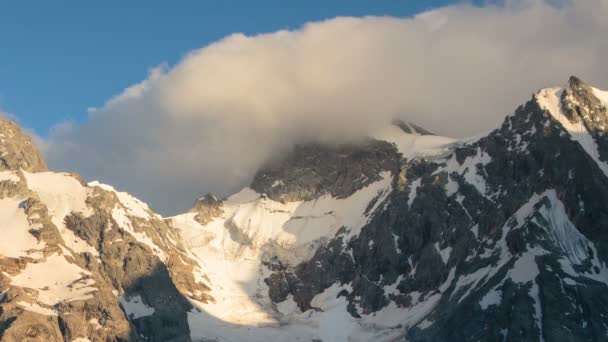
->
[187,279,432,342]
[538,191,590,265]
[89,181,155,219]
[435,147,492,198]
[276,295,299,316]
[434,243,452,264]
[0,170,20,183]
[89,318,103,330]
[407,178,421,207]
[536,87,608,178]
[16,301,58,316]
[0,198,44,258]
[471,224,479,239]
[119,295,155,319]
[535,191,608,283]
[174,171,393,266]
[509,249,542,284]
[174,172,409,341]
[23,172,97,255]
[72,338,91,342]
[479,287,502,310]
[445,175,459,196]
[9,253,96,305]
[309,283,359,341]
[270,180,284,188]
[592,87,608,108]
[88,181,169,260]
[110,205,168,261]
[370,124,455,160]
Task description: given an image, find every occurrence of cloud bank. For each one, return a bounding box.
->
[44,0,608,214]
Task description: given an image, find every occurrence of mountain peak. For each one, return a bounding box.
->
[390,119,435,136]
[188,193,224,225]
[0,114,47,172]
[567,75,586,89]
[535,77,608,176]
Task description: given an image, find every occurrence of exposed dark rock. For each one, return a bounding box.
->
[263,79,608,341]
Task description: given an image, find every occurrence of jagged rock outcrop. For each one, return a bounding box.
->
[0,114,47,172]
[188,194,223,225]
[251,140,400,202]
[0,131,212,341]
[560,76,608,163]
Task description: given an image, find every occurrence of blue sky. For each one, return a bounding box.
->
[5,0,605,213]
[0,0,467,136]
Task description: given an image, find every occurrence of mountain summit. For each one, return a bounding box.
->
[0,114,47,172]
[2,77,608,341]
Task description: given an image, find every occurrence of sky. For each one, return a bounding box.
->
[0,0,460,135]
[2,0,608,215]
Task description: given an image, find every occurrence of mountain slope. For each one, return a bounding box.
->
[172,76,608,341]
[2,77,608,342]
[0,168,211,340]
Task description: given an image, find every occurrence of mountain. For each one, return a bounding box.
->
[1,76,608,342]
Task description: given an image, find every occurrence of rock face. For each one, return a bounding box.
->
[260,77,608,341]
[0,125,211,341]
[3,77,608,342]
[250,140,400,202]
[0,114,47,172]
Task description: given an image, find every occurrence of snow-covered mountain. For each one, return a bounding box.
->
[2,76,608,342]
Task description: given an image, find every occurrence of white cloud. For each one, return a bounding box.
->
[44,0,608,214]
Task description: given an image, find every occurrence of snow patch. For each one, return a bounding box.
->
[24,172,97,255]
[16,301,57,316]
[592,87,608,108]
[370,124,455,160]
[436,147,491,198]
[9,253,96,305]
[407,178,421,207]
[434,243,452,264]
[119,294,155,319]
[89,181,156,219]
[479,286,502,310]
[0,198,44,258]
[276,295,299,316]
[0,170,20,183]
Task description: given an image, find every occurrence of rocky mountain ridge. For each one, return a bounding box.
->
[1,76,608,341]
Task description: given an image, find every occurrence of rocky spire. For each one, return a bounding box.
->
[559,75,608,162]
[391,119,435,135]
[0,114,47,172]
[188,193,224,225]
[560,75,607,125]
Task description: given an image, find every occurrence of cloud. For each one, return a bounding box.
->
[44,0,608,214]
